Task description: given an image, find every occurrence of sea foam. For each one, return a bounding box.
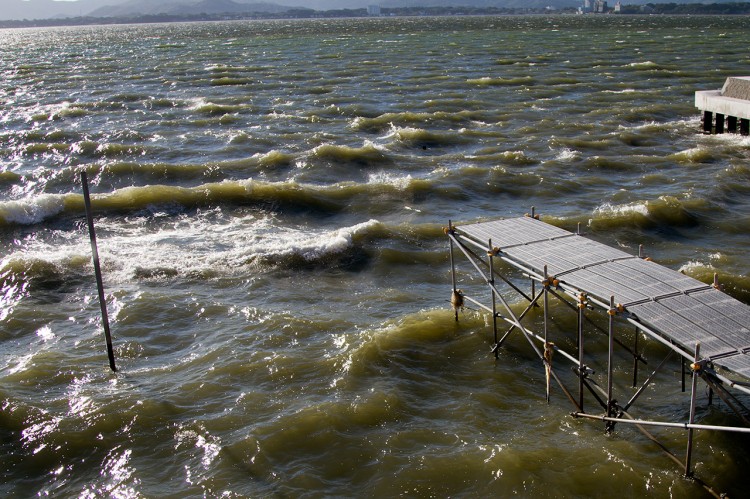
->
[0,194,68,225]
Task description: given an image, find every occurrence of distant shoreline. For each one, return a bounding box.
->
[2,4,749,30]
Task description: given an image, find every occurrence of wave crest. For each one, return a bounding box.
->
[591,197,704,230]
[1,216,384,287]
[466,76,533,86]
[385,126,468,149]
[310,143,391,167]
[350,110,477,132]
[0,194,70,226]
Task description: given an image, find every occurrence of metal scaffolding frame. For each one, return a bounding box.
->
[446,211,750,490]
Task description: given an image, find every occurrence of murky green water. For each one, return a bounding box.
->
[1,15,749,497]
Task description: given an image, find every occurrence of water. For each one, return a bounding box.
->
[1,15,750,497]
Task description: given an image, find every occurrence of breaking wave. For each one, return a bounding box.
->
[0,217,385,286]
[590,197,706,230]
[0,194,72,226]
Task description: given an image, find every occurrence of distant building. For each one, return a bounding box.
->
[579,0,610,13]
[614,1,622,12]
[367,5,381,16]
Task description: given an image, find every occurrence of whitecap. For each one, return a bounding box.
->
[367,171,413,190]
[554,148,579,161]
[594,201,649,218]
[626,61,658,69]
[0,194,67,225]
[678,260,714,274]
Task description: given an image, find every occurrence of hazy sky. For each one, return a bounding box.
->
[3,1,119,21]
[1,0,376,21]
[0,0,97,20]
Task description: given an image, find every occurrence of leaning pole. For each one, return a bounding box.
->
[80,171,117,372]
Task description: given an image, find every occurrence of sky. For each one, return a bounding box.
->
[0,0,722,21]
[1,1,376,21]
[2,0,103,21]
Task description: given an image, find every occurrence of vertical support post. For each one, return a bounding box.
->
[543,265,556,403]
[727,115,738,133]
[577,293,585,412]
[448,220,456,291]
[80,171,117,372]
[543,265,549,346]
[681,357,686,393]
[702,111,713,134]
[448,220,460,322]
[685,342,701,477]
[488,240,499,358]
[542,264,553,404]
[606,296,615,422]
[715,113,725,134]
[741,118,750,136]
[632,327,639,388]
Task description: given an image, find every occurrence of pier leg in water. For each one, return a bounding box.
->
[544,341,554,404]
[685,343,701,478]
[451,289,464,321]
[727,116,738,133]
[447,220,462,322]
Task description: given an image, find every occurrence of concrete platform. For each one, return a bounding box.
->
[695,90,750,120]
[695,77,750,134]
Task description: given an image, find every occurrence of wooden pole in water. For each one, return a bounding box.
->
[80,171,117,372]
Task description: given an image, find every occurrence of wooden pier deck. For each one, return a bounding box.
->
[455,216,750,381]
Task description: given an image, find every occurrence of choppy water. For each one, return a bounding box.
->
[2,15,750,497]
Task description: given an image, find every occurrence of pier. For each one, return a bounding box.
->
[695,76,750,135]
[446,212,750,485]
